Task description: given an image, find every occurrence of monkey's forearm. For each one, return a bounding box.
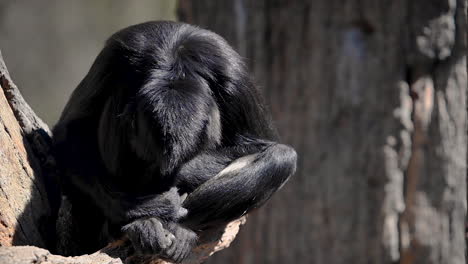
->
[180,143,297,230]
[70,175,185,224]
[175,138,272,192]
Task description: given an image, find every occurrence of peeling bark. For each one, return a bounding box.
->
[399,1,467,263]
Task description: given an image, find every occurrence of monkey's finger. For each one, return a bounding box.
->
[180,193,188,202]
[173,242,185,263]
[175,236,190,263]
[130,232,145,255]
[168,232,176,242]
[150,218,173,249]
[157,230,174,250]
[181,240,193,262]
[176,207,188,219]
[184,231,197,261]
[164,236,178,258]
[168,187,179,196]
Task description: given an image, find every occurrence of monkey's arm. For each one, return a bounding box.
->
[54,119,186,225]
[120,139,278,263]
[175,137,297,230]
[68,174,186,224]
[174,137,270,192]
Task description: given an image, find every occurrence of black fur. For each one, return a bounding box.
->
[53,21,296,263]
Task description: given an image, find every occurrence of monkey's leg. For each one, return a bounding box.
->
[179,143,296,231]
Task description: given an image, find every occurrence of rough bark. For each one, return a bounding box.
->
[0,50,244,263]
[0,50,53,248]
[0,218,245,264]
[178,1,467,264]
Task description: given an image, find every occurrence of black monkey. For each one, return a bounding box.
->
[53,21,296,263]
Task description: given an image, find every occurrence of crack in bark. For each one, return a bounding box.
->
[399,68,436,264]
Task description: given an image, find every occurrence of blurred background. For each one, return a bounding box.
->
[0,1,466,264]
[0,0,176,124]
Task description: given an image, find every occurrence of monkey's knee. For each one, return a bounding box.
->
[266,144,297,189]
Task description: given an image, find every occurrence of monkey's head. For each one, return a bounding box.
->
[95,21,272,176]
[125,73,221,175]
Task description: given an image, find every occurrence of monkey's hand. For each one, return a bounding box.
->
[159,222,198,263]
[122,218,198,263]
[126,187,188,222]
[122,217,175,255]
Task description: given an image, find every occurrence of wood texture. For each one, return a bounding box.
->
[0,246,123,264]
[178,1,467,263]
[0,50,52,248]
[0,218,245,264]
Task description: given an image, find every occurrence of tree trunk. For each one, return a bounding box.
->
[178,1,467,264]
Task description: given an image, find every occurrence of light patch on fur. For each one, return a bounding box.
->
[206,102,221,146]
[278,177,290,190]
[218,154,257,176]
